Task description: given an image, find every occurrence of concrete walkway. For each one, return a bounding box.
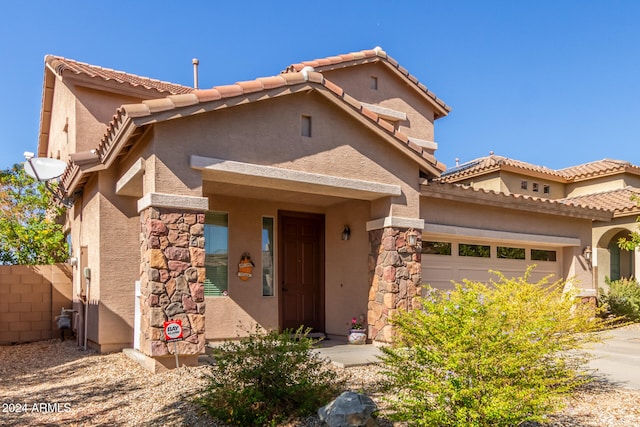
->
[200,325,640,386]
[586,325,640,389]
[313,338,383,368]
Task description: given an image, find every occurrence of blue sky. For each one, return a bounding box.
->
[1,1,639,172]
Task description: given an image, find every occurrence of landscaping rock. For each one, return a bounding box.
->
[318,391,377,427]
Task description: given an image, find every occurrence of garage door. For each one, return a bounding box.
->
[421,238,563,291]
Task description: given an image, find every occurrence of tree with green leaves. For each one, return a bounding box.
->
[0,163,68,265]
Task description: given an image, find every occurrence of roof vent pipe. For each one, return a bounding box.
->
[192,58,199,89]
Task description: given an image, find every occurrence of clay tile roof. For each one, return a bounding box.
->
[557,159,640,180]
[561,187,640,216]
[72,70,444,192]
[423,181,613,220]
[282,47,451,114]
[439,154,564,181]
[45,55,193,95]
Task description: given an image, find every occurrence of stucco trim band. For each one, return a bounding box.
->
[137,193,209,212]
[408,137,438,151]
[116,158,145,197]
[366,216,425,231]
[423,223,581,247]
[190,155,402,200]
[361,103,407,121]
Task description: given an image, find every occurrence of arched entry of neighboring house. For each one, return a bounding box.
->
[607,230,635,281]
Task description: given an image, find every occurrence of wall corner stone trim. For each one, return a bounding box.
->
[139,207,206,358]
[367,226,422,344]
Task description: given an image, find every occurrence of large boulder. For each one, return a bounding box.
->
[318,391,377,427]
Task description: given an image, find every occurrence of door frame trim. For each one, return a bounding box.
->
[277,210,325,332]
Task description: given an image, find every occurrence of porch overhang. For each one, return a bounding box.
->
[190,155,402,201]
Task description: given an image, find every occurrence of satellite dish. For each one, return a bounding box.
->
[23,155,74,208]
[24,157,67,181]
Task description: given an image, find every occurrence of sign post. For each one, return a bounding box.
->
[163,320,184,368]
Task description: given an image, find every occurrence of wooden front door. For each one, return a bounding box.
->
[279,212,324,332]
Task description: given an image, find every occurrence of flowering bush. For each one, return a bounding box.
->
[379,268,613,427]
[351,315,364,330]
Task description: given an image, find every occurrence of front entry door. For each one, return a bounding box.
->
[279,212,324,332]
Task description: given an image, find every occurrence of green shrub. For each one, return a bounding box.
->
[601,277,640,322]
[196,325,343,426]
[379,268,610,427]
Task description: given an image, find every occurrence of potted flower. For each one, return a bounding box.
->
[348,315,367,345]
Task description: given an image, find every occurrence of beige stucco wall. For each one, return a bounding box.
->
[320,62,437,142]
[45,81,144,162]
[566,175,640,197]
[45,80,77,161]
[151,91,423,219]
[68,163,141,351]
[421,196,594,290]
[592,215,639,290]
[201,193,371,340]
[500,171,565,198]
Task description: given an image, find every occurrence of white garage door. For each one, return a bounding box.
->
[422,239,563,291]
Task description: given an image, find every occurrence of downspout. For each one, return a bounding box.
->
[83,267,91,350]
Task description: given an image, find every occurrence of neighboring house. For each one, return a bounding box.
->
[35,48,609,371]
[438,154,640,292]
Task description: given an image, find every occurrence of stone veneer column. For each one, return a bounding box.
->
[367,226,422,343]
[138,206,206,358]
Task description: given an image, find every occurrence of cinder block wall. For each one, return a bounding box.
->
[0,264,73,344]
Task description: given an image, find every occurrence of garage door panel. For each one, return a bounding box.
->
[422,249,562,291]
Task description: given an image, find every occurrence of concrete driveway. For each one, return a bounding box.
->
[587,325,640,389]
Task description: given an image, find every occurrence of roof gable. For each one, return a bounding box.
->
[61,69,446,194]
[38,55,194,158]
[282,47,451,119]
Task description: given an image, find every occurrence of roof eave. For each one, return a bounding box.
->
[421,182,613,221]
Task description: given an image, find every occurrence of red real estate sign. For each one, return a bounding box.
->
[163,320,183,342]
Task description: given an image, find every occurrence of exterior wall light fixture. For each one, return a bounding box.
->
[342,225,351,241]
[583,246,592,263]
[407,228,419,248]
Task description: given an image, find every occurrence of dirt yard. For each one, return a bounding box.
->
[1,339,639,426]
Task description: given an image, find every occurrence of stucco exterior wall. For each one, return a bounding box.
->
[45,80,77,161]
[500,171,565,198]
[324,200,371,336]
[421,196,593,289]
[456,172,503,193]
[201,194,371,340]
[566,176,633,197]
[151,91,423,219]
[320,62,437,141]
[592,216,639,289]
[95,167,140,350]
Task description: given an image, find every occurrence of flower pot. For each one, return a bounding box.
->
[348,329,367,345]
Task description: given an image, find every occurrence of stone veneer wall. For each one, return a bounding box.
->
[367,227,422,343]
[139,207,206,357]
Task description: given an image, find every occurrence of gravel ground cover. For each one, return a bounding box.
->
[1,334,639,427]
